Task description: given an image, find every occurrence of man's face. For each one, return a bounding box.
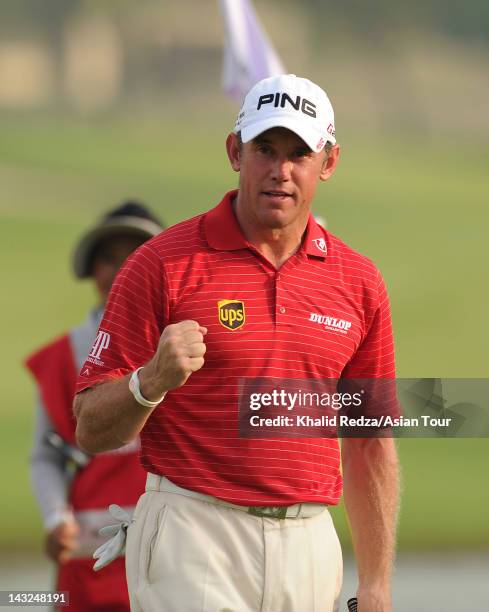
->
[92,234,145,304]
[226,127,339,231]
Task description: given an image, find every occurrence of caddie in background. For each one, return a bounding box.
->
[26,202,164,612]
[75,75,400,612]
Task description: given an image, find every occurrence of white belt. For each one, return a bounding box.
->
[146,473,328,519]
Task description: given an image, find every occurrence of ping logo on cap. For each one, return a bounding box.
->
[257,93,317,118]
[218,300,245,331]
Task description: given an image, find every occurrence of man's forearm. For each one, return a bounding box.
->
[74,320,207,454]
[342,436,399,606]
[74,375,156,454]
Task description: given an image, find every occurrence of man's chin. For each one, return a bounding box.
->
[258,212,292,230]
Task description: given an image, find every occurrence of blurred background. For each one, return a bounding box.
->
[1,0,488,609]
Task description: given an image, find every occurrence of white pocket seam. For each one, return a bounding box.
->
[146,504,168,584]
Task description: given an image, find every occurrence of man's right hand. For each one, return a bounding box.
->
[75,320,208,454]
[140,320,207,400]
[45,517,80,564]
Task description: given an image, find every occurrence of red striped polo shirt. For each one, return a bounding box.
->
[76,190,395,506]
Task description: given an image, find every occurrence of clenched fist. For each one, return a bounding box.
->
[139,320,207,400]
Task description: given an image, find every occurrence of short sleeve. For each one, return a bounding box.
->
[340,270,399,422]
[75,243,168,394]
[342,270,395,380]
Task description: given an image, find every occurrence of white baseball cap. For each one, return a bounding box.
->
[234,74,336,152]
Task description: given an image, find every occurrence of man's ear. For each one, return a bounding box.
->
[226,132,241,172]
[319,144,340,182]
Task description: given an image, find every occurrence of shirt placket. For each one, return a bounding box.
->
[274,251,306,326]
[275,270,286,323]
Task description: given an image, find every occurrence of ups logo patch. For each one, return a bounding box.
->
[218,300,245,331]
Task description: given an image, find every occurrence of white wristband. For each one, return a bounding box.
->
[129,367,166,408]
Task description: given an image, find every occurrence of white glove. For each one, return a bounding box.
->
[93,504,132,571]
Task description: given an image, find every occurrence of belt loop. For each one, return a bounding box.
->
[147,472,162,492]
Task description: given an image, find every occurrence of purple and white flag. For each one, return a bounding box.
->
[219,0,286,102]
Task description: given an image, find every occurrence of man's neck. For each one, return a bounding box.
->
[233,197,307,269]
[248,231,304,269]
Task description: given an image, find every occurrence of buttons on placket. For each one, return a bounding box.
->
[275,271,286,316]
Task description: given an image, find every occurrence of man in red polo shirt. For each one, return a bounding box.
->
[74,75,399,612]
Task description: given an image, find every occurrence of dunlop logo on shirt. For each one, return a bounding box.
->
[218,299,245,330]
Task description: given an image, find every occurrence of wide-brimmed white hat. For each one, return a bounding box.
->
[234,74,336,152]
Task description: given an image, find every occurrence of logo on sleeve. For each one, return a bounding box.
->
[87,330,111,365]
[218,300,245,331]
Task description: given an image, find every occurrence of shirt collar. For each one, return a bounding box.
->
[303,214,328,259]
[204,189,327,260]
[204,190,248,251]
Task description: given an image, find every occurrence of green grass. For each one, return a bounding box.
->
[1,112,488,550]
[331,439,489,553]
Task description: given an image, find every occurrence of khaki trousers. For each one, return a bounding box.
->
[126,488,342,612]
